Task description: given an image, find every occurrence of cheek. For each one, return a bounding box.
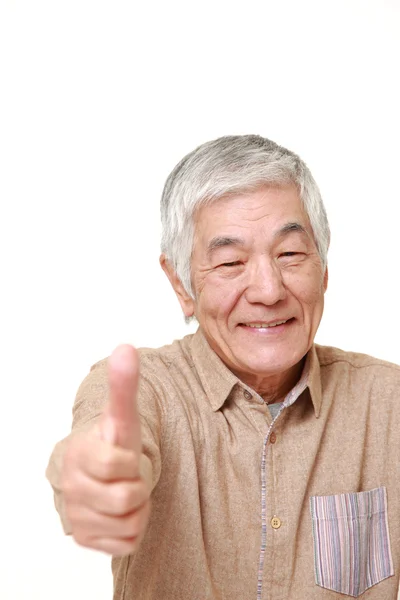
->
[285,269,325,307]
[296,285,324,307]
[196,274,244,317]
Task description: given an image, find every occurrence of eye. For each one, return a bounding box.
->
[278,251,307,265]
[220,261,241,267]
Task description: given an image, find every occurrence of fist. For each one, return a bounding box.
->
[61,345,150,556]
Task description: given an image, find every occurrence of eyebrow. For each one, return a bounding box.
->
[206,236,245,256]
[274,222,308,239]
[206,223,308,256]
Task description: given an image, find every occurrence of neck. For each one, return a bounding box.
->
[243,358,305,404]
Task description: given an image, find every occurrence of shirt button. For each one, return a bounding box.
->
[271,516,281,529]
[269,431,277,444]
[243,389,252,400]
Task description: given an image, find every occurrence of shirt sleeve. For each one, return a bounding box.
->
[45,355,165,534]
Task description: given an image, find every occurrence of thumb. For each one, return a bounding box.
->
[100,344,142,455]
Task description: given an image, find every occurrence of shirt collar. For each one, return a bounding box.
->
[281,344,322,417]
[306,344,323,417]
[190,328,238,411]
[190,328,322,416]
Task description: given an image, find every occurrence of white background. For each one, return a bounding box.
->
[0,1,399,599]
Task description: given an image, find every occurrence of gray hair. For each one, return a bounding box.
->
[160,134,330,297]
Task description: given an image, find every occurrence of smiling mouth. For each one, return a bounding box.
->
[239,318,295,328]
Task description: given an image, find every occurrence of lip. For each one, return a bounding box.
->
[237,317,295,333]
[238,317,295,327]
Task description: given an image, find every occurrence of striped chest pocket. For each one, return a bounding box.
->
[310,487,393,597]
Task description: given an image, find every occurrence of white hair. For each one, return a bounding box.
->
[160,134,330,297]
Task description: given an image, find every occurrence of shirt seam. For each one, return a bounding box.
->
[319,358,400,372]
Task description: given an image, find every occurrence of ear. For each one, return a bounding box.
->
[323,266,328,292]
[160,254,195,318]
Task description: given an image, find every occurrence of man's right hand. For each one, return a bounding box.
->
[61,345,150,556]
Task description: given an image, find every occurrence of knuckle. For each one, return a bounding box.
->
[139,480,151,503]
[113,486,134,514]
[127,514,141,538]
[128,481,149,512]
[97,450,118,479]
[128,501,150,537]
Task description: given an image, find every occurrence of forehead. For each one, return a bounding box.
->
[194,184,309,242]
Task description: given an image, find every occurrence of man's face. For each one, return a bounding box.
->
[165,184,327,387]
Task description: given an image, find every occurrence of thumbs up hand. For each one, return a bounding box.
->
[61,345,150,556]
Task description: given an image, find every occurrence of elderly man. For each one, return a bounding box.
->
[46,135,400,599]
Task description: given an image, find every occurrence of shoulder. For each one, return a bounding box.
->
[316,344,400,371]
[315,344,400,389]
[87,334,196,415]
[88,334,194,378]
[137,334,195,377]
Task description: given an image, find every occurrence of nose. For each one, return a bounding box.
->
[244,257,287,306]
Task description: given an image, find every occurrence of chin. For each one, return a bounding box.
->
[236,350,303,376]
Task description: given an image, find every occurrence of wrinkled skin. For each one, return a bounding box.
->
[161,184,328,402]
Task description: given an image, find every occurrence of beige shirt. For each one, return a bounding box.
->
[46,329,400,599]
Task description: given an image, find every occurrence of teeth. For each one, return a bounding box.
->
[245,320,288,328]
